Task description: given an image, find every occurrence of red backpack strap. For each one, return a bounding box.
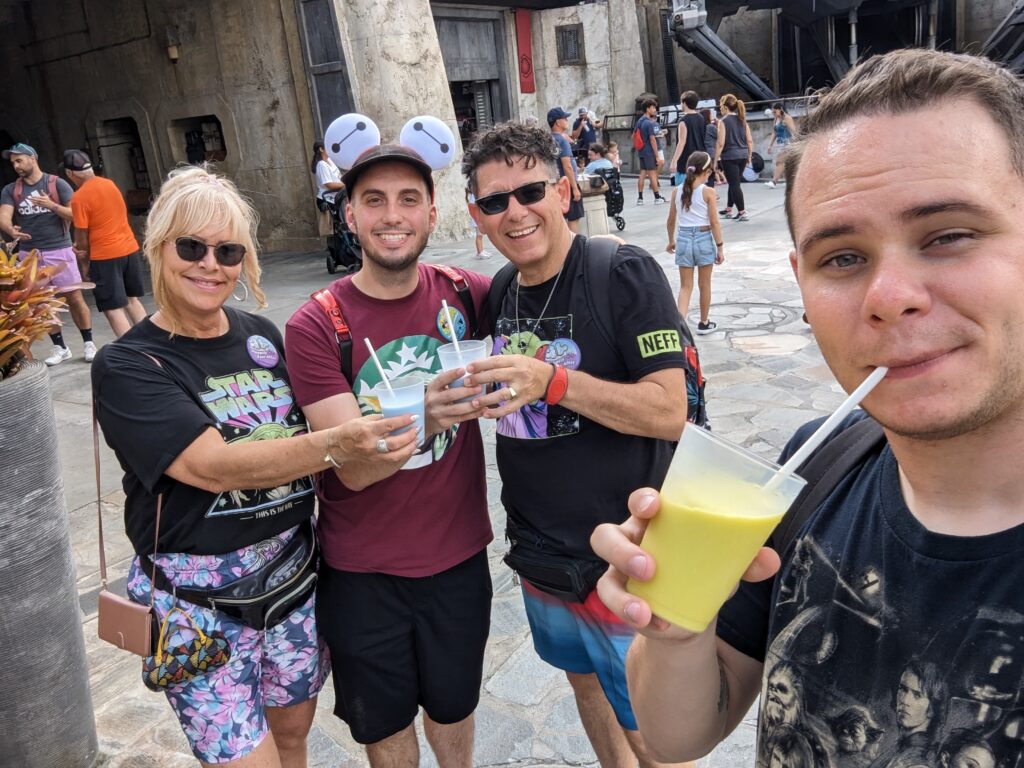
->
[427,264,478,338]
[311,287,354,383]
[13,178,23,206]
[46,173,59,203]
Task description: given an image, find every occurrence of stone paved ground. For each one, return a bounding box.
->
[37,178,845,766]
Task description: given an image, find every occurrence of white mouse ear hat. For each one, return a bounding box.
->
[324,113,457,195]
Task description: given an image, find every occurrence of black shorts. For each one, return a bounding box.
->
[91,251,145,312]
[566,198,585,222]
[317,550,492,744]
[638,153,658,171]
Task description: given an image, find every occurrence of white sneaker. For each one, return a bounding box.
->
[45,345,72,366]
[764,180,776,189]
[474,250,492,260]
[84,341,98,362]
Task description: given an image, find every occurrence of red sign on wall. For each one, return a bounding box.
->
[515,10,535,94]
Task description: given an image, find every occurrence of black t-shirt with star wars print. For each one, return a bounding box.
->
[92,307,314,556]
[492,236,686,562]
[717,411,1024,768]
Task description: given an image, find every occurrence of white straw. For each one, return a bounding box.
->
[765,366,888,491]
[364,338,394,395]
[442,299,461,355]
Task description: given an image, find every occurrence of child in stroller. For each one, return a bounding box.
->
[585,143,626,231]
[323,188,362,275]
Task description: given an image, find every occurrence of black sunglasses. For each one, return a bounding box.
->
[474,180,557,216]
[174,236,247,267]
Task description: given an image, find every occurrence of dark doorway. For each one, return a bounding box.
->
[96,117,152,214]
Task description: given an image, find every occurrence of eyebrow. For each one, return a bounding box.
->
[798,199,992,254]
[358,187,424,199]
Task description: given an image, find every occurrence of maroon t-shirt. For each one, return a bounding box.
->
[285,263,493,577]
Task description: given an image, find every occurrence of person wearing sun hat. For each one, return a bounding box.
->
[0,142,97,364]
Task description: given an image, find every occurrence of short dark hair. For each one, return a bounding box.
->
[642,99,658,111]
[589,143,606,156]
[461,122,560,194]
[682,91,699,110]
[784,49,1024,230]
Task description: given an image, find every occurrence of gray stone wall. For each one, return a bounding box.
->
[0,0,321,252]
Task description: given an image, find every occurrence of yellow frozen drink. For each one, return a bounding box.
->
[627,427,806,632]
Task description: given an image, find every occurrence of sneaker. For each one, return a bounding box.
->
[696,320,718,334]
[636,196,644,206]
[83,341,98,362]
[474,250,492,260]
[764,180,776,189]
[735,211,750,221]
[44,345,72,366]
[654,195,667,205]
[718,208,733,217]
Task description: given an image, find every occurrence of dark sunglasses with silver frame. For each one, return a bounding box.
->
[473,180,558,216]
[173,236,247,267]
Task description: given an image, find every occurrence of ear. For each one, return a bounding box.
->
[428,202,438,233]
[467,201,481,227]
[556,176,571,214]
[789,249,799,281]
[345,202,357,233]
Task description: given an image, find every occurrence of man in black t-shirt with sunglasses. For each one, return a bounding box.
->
[460,122,691,768]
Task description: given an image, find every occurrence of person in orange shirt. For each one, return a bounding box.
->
[61,149,147,337]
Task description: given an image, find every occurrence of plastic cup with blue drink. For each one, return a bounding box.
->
[437,339,489,402]
[372,375,426,444]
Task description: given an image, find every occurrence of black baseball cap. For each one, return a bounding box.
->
[59,149,93,172]
[341,144,434,197]
[546,107,572,126]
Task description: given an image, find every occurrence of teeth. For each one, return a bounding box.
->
[378,233,407,241]
[508,226,538,238]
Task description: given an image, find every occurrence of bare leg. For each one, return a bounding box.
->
[366,722,419,768]
[677,267,695,318]
[566,671,636,768]
[265,698,317,768]
[696,264,714,324]
[125,296,147,324]
[65,290,92,333]
[103,307,132,338]
[637,173,646,197]
[650,172,662,197]
[772,154,785,183]
[567,218,580,234]
[424,712,474,768]
[623,728,697,768]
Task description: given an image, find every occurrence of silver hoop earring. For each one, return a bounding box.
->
[233,279,250,303]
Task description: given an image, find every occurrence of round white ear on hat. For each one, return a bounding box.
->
[400,116,456,171]
[325,113,381,169]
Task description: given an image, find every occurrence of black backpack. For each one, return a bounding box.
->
[486,237,709,428]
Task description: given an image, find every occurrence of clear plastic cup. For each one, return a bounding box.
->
[436,340,488,403]
[371,375,425,444]
[627,426,807,632]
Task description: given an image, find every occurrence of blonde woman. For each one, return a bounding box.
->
[92,166,416,767]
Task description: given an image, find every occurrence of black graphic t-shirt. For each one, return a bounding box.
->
[494,236,685,560]
[718,413,1024,768]
[92,308,314,556]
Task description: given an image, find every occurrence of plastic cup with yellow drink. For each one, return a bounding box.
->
[628,366,888,632]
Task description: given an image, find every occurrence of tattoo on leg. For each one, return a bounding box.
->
[717,667,729,713]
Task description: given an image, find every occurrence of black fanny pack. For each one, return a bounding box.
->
[503,517,606,603]
[141,519,319,631]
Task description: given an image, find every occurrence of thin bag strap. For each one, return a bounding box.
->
[93,400,162,609]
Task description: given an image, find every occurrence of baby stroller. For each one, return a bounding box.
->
[592,167,625,231]
[322,189,362,275]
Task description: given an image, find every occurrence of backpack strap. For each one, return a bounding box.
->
[580,236,620,356]
[311,287,353,383]
[486,262,519,336]
[428,263,478,337]
[13,178,24,206]
[766,416,886,557]
[46,173,59,204]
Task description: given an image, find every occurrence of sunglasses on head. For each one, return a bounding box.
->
[174,236,247,267]
[473,180,557,216]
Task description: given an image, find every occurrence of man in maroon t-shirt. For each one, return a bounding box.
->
[285,144,507,767]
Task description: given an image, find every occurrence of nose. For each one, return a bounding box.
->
[861,250,931,325]
[504,193,530,220]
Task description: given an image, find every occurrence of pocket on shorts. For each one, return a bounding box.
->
[694,231,716,266]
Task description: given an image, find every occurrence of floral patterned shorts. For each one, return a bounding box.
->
[126,524,329,764]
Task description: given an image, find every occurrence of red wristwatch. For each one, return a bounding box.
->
[546,364,569,406]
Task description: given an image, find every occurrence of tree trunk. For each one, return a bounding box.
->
[0,361,98,766]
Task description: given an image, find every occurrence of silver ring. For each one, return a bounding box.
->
[507,387,518,400]
[376,438,389,454]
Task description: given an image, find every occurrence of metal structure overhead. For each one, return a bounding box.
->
[983,0,1024,73]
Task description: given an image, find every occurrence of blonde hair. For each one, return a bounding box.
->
[144,166,266,334]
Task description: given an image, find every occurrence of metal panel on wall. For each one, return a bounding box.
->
[297,0,354,137]
[435,17,500,81]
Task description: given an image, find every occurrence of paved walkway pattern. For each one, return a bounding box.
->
[39,180,846,766]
